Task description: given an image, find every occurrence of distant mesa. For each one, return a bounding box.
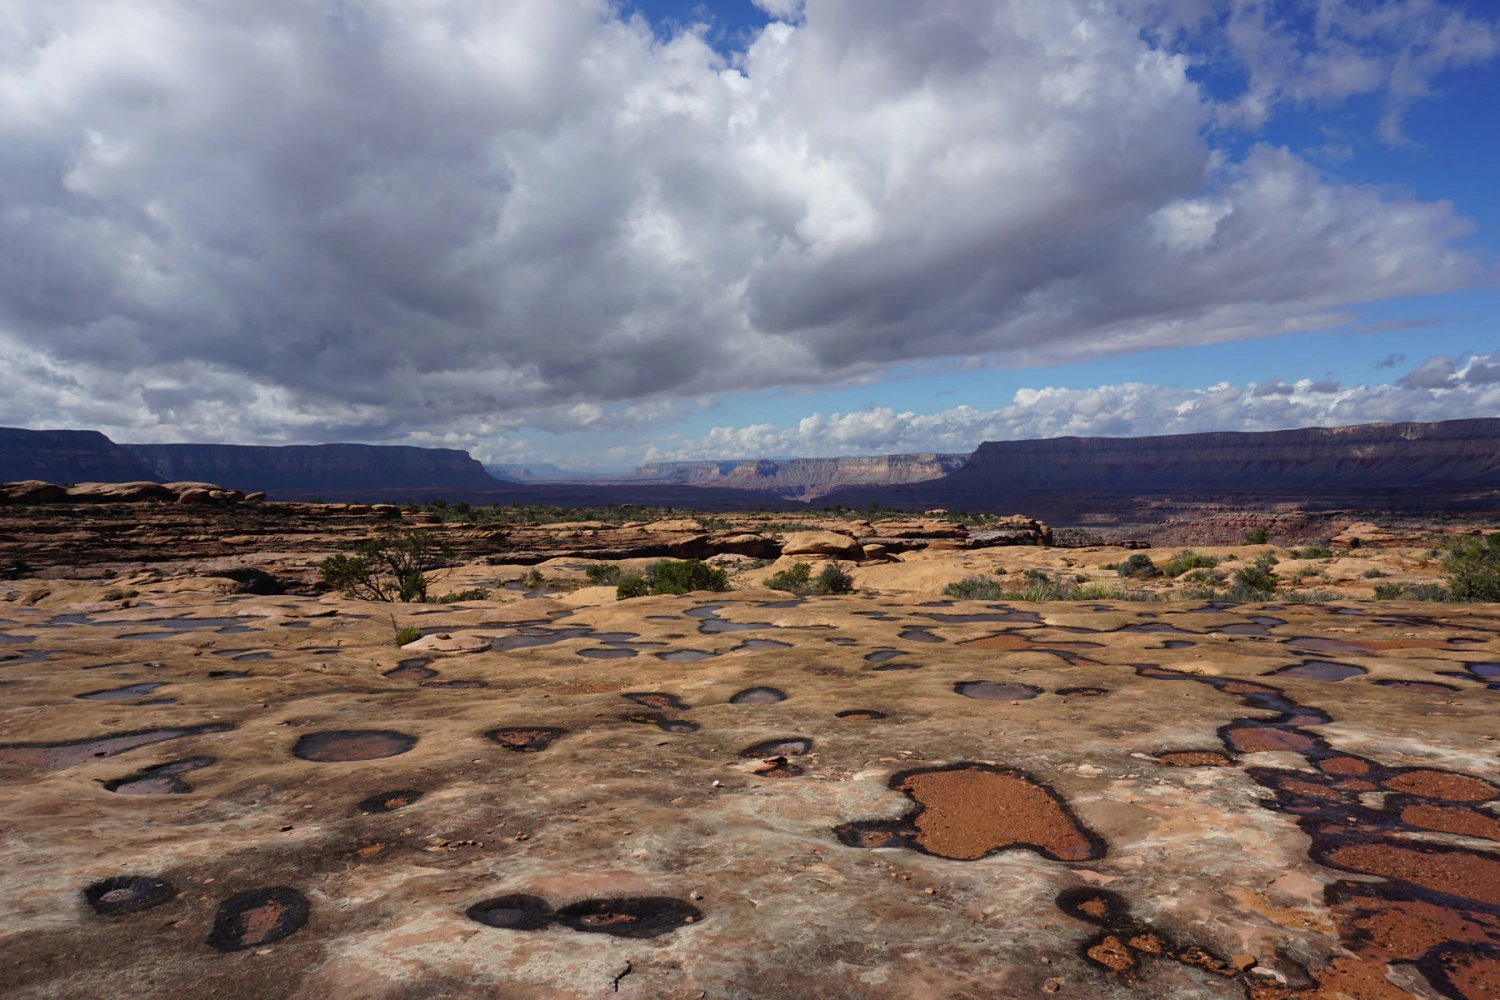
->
[620,454,969,500]
[7,417,1500,511]
[821,417,1500,512]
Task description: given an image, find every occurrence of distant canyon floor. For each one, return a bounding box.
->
[2,503,1500,999]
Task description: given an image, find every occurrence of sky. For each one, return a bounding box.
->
[1,0,1496,470]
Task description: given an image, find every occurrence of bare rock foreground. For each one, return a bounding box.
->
[2,526,1500,997]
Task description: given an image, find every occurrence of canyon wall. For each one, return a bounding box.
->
[0,428,161,484]
[822,419,1500,513]
[629,454,968,498]
[123,442,507,495]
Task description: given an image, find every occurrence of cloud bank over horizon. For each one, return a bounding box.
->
[0,0,1493,449]
[634,352,1500,464]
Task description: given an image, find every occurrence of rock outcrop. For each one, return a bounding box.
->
[125,442,507,496]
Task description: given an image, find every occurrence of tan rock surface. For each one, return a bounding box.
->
[780,530,863,558]
[2,539,1499,998]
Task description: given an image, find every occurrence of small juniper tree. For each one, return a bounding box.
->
[320,530,455,603]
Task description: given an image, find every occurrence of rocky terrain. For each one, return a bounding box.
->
[2,491,1500,998]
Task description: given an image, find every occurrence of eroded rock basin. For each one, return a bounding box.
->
[4,588,1500,1000]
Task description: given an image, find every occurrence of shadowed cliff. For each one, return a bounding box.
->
[123,442,508,494]
[822,418,1500,513]
[0,428,161,484]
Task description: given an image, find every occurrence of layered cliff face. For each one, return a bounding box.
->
[823,419,1500,514]
[124,443,507,495]
[0,428,161,484]
[629,454,968,498]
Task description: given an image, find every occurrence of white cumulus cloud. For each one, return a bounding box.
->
[0,0,1490,446]
[643,354,1500,460]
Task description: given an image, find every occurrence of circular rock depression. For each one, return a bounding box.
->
[83,876,176,915]
[206,887,311,951]
[293,730,417,762]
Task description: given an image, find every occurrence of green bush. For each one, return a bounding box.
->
[766,563,813,594]
[648,559,730,595]
[1180,568,1226,586]
[586,564,623,586]
[320,530,455,603]
[944,570,1160,603]
[435,588,490,603]
[1281,589,1339,604]
[1244,527,1270,545]
[943,576,1008,601]
[1361,568,1388,579]
[392,625,423,646]
[1230,554,1279,597]
[1373,581,1451,602]
[1290,546,1332,560]
[814,562,855,595]
[614,559,728,600]
[1442,533,1500,601]
[1117,553,1161,579]
[765,561,855,597]
[1160,550,1218,577]
[615,576,650,600]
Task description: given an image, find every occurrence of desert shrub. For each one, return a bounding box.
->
[435,588,490,603]
[766,563,813,594]
[944,576,1008,601]
[1180,568,1226,586]
[392,624,423,646]
[320,530,454,603]
[1442,533,1500,602]
[586,564,623,586]
[615,559,728,600]
[1067,582,1120,601]
[1361,568,1388,579]
[1374,581,1451,602]
[1244,527,1270,545]
[647,559,730,595]
[615,575,651,599]
[1229,555,1279,598]
[1290,546,1332,560]
[765,561,854,597]
[1160,550,1218,577]
[519,568,545,591]
[1099,562,1120,571]
[945,570,1163,603]
[1281,589,1339,604]
[815,562,855,595]
[1117,553,1161,579]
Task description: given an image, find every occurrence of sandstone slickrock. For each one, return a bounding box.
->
[4,553,1500,999]
[779,530,863,559]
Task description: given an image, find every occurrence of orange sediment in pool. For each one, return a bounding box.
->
[1399,804,1500,842]
[1382,770,1497,801]
[1156,751,1232,767]
[896,766,1098,862]
[1318,756,1369,775]
[1325,844,1500,906]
